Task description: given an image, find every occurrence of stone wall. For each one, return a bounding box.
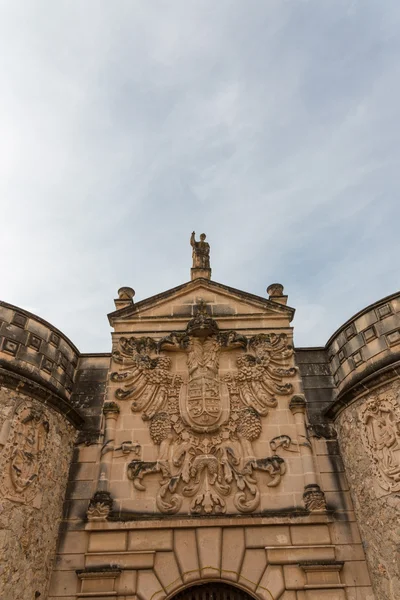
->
[335,377,400,600]
[0,386,76,600]
[326,293,400,399]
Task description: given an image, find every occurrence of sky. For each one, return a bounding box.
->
[1,0,400,352]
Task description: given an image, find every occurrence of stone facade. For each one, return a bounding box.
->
[0,239,399,599]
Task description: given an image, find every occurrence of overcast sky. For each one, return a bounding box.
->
[1,1,400,352]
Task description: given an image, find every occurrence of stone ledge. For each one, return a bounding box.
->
[85,513,334,531]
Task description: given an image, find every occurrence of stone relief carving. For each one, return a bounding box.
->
[0,404,49,504]
[360,397,400,493]
[87,489,114,521]
[303,484,327,512]
[111,304,296,515]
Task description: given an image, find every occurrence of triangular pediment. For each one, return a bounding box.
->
[108,279,294,336]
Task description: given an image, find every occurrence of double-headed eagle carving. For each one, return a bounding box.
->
[111,305,295,515]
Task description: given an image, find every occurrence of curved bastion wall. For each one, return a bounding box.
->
[0,302,81,600]
[325,292,400,600]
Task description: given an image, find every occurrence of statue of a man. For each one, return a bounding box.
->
[190,231,210,269]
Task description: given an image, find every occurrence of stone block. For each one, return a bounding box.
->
[291,525,331,545]
[54,552,85,571]
[345,586,376,600]
[256,565,285,600]
[335,544,366,561]
[88,531,127,553]
[136,570,164,600]
[74,443,101,464]
[66,480,95,500]
[174,529,200,583]
[304,591,346,600]
[239,548,267,591]
[85,551,154,569]
[196,527,222,578]
[58,531,89,555]
[48,570,79,596]
[329,522,362,545]
[221,527,245,582]
[325,490,354,512]
[317,455,345,473]
[265,545,335,564]
[128,529,173,551]
[283,564,306,589]
[341,561,372,586]
[154,551,183,594]
[245,525,291,548]
[69,461,97,481]
[117,570,137,595]
[354,311,378,333]
[320,471,349,492]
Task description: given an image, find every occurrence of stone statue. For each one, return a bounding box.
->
[190,231,210,269]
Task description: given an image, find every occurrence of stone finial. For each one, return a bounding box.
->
[289,395,307,415]
[114,287,135,310]
[190,231,211,280]
[267,283,288,305]
[118,287,135,300]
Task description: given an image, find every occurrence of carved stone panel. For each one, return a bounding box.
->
[0,403,49,504]
[360,396,400,494]
[110,307,297,515]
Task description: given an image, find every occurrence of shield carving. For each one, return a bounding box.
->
[180,375,230,433]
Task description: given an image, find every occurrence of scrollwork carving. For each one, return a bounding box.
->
[114,309,296,515]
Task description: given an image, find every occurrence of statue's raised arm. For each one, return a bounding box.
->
[190,231,210,269]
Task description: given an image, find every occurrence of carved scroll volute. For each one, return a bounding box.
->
[114,314,296,515]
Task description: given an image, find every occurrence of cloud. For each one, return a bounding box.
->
[0,0,399,350]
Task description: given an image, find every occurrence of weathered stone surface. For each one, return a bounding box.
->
[0,386,76,600]
[336,378,400,600]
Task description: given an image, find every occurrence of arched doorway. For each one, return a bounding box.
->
[169,582,257,600]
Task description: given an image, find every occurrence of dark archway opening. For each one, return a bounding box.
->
[170,582,256,600]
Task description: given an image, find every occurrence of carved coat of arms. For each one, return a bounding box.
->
[111,304,296,515]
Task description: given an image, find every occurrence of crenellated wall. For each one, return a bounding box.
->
[324,292,400,600]
[0,301,82,426]
[326,293,400,405]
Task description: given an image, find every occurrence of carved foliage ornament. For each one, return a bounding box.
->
[111,310,295,515]
[360,397,400,493]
